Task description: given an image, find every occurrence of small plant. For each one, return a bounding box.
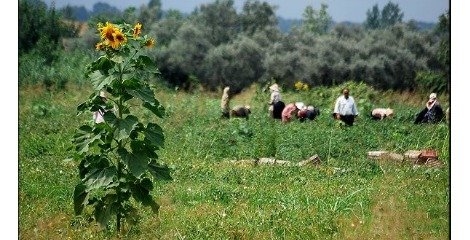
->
[71,21,171,233]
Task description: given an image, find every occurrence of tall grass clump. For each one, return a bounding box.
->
[19,49,94,89]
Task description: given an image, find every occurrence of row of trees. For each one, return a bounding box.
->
[19,0,449,93]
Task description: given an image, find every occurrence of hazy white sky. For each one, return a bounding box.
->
[43,0,449,23]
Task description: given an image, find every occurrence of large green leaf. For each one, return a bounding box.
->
[86,55,114,76]
[83,167,116,192]
[111,55,124,64]
[115,115,139,141]
[130,140,158,158]
[130,179,159,213]
[122,77,140,90]
[78,155,110,179]
[144,123,164,149]
[143,102,165,118]
[136,55,158,73]
[77,100,92,113]
[90,71,114,91]
[148,161,172,181]
[73,184,88,215]
[102,111,117,126]
[73,126,102,154]
[127,85,156,105]
[94,200,114,227]
[117,148,149,178]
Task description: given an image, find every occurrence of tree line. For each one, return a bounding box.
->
[19,0,449,93]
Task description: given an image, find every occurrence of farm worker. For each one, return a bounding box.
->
[332,88,358,126]
[230,105,251,119]
[93,91,107,124]
[268,83,285,119]
[221,86,231,119]
[281,103,300,123]
[371,108,394,120]
[298,105,320,122]
[414,93,444,124]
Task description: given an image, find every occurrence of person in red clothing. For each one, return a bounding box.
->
[282,102,302,123]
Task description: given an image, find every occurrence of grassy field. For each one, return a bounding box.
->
[19,82,449,239]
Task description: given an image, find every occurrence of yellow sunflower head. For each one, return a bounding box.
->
[99,22,118,42]
[133,23,142,38]
[95,42,105,51]
[109,30,127,49]
[144,38,155,48]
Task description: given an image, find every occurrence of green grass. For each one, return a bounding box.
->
[19,83,449,239]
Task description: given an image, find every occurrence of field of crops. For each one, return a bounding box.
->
[19,82,449,239]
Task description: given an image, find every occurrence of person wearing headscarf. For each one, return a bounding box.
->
[220,86,231,119]
[230,105,251,119]
[268,83,285,119]
[282,102,302,123]
[298,105,320,122]
[333,88,358,126]
[414,93,444,124]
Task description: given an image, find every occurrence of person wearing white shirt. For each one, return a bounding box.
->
[333,88,358,126]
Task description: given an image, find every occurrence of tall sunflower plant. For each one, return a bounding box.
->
[71,22,171,232]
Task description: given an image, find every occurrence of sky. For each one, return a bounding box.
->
[42,0,449,23]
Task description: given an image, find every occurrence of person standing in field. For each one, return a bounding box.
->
[332,88,358,126]
[414,93,444,124]
[221,86,231,119]
[268,83,285,119]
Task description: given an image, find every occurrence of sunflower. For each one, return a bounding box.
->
[144,38,155,48]
[133,23,142,38]
[95,42,105,51]
[109,30,127,49]
[99,22,118,42]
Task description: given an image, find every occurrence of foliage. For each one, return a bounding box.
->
[19,0,78,62]
[302,3,332,35]
[364,1,404,29]
[24,0,448,94]
[193,0,239,46]
[202,35,264,92]
[150,9,184,47]
[240,0,278,35]
[71,21,171,232]
[138,0,163,28]
[415,71,447,94]
[364,4,380,30]
[19,49,93,88]
[435,10,450,92]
